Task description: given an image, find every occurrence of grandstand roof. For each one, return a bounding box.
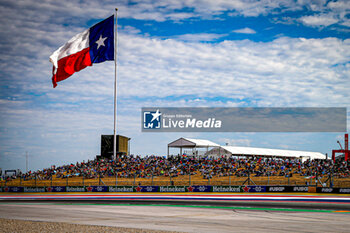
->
[207,146,326,160]
[168,138,220,148]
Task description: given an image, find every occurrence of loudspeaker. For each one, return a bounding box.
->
[100,135,130,158]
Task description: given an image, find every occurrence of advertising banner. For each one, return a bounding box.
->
[212,186,241,192]
[109,186,134,192]
[46,186,66,192]
[23,187,46,192]
[159,186,187,192]
[86,186,109,192]
[242,186,267,192]
[187,185,211,192]
[339,188,350,194]
[317,187,350,194]
[3,185,350,193]
[135,186,159,192]
[66,186,86,192]
[292,186,309,192]
[3,187,24,192]
[266,186,296,192]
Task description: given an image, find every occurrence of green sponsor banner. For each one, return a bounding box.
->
[159,186,187,192]
[212,186,242,192]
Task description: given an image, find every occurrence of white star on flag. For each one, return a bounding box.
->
[95,35,107,49]
[151,109,161,122]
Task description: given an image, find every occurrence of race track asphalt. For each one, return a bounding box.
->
[1,193,350,232]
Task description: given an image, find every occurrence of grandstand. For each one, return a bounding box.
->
[2,136,350,190]
[1,153,350,188]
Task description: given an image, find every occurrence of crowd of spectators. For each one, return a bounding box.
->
[2,154,350,182]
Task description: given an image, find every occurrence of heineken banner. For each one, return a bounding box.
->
[66,186,85,192]
[1,185,349,193]
[159,186,187,192]
[23,187,46,192]
[109,186,134,192]
[212,186,241,192]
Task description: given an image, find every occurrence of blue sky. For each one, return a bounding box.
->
[0,0,349,172]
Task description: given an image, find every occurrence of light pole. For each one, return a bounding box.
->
[26,151,28,173]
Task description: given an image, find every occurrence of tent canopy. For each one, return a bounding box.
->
[206,146,326,160]
[167,138,220,157]
[168,138,220,148]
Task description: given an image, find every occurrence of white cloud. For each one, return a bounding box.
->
[0,0,349,172]
[120,26,142,35]
[3,28,349,169]
[172,33,228,42]
[299,14,339,27]
[232,27,256,34]
[113,34,350,106]
[116,0,349,30]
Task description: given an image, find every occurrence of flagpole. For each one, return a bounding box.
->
[113,8,118,160]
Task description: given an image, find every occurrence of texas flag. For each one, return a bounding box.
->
[49,15,114,88]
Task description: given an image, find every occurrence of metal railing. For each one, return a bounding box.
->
[1,173,349,188]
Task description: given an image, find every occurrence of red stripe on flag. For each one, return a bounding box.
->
[52,48,92,88]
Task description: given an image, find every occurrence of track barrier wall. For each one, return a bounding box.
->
[1,185,350,193]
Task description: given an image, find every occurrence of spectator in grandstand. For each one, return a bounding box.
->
[10,153,350,183]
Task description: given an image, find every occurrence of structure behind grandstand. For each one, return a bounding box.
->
[168,137,326,161]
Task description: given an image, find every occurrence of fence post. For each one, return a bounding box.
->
[170,176,172,186]
[330,173,333,188]
[189,166,191,186]
[267,175,270,186]
[116,173,118,186]
[133,174,136,187]
[66,176,68,187]
[82,175,85,187]
[50,175,53,187]
[315,172,318,188]
[248,171,250,185]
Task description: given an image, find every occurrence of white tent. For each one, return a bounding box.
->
[206,146,326,161]
[167,138,220,157]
